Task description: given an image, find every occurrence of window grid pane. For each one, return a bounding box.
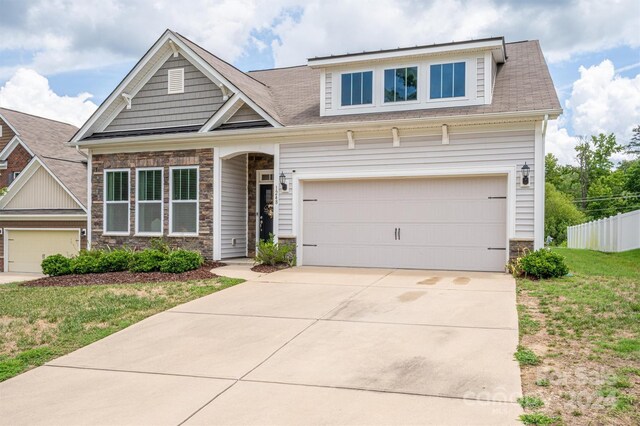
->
[362,71,373,104]
[352,72,362,105]
[341,73,352,106]
[138,170,162,201]
[454,62,466,97]
[106,171,128,202]
[430,62,465,99]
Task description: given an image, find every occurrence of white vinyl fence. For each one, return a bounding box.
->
[567,209,640,252]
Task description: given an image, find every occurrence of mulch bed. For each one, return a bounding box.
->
[21,262,226,287]
[251,263,290,273]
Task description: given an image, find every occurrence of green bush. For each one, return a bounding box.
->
[159,249,204,273]
[520,249,569,279]
[129,249,168,273]
[255,234,295,266]
[41,254,72,276]
[70,250,104,274]
[97,249,133,272]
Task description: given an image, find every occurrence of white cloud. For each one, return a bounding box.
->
[547,60,640,164]
[0,68,98,127]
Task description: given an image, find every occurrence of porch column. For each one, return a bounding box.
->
[213,148,222,260]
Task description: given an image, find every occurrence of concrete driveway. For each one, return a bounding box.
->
[0,267,522,425]
[0,272,43,284]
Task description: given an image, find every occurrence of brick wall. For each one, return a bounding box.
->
[0,144,33,188]
[0,220,87,272]
[0,117,16,152]
[247,154,274,257]
[91,149,214,258]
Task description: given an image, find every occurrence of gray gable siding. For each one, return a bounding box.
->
[105,54,224,132]
[226,103,264,123]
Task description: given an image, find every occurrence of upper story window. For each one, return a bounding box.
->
[430,62,465,99]
[104,169,130,235]
[384,67,418,103]
[341,71,373,106]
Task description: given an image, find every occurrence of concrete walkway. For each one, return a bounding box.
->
[0,267,522,425]
[0,272,43,284]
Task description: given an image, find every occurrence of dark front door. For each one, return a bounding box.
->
[259,184,274,241]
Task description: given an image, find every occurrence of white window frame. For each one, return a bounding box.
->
[382,65,420,104]
[167,68,185,94]
[426,60,469,102]
[339,69,375,109]
[169,166,199,237]
[135,167,164,236]
[103,168,130,236]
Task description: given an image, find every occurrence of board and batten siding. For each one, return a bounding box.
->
[220,154,247,258]
[4,165,80,209]
[105,54,224,132]
[226,104,264,123]
[278,128,536,238]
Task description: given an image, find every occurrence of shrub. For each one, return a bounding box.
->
[255,234,295,266]
[150,238,171,254]
[129,249,168,273]
[41,254,72,276]
[520,249,569,279]
[97,249,133,272]
[159,249,204,273]
[70,250,104,274]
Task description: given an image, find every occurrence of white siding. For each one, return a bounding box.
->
[278,128,536,238]
[220,155,247,258]
[325,73,332,110]
[5,165,80,209]
[477,57,485,100]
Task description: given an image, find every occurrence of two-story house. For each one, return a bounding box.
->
[0,108,87,272]
[71,30,561,272]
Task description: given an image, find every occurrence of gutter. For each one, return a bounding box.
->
[73,108,562,149]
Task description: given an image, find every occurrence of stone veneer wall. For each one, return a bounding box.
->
[509,238,534,262]
[246,154,274,257]
[91,149,214,258]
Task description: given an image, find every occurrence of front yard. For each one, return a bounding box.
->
[0,276,243,382]
[517,248,639,425]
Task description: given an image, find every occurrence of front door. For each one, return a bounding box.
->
[259,183,274,241]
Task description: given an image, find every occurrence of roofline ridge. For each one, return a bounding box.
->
[248,64,308,73]
[0,107,78,129]
[173,31,269,88]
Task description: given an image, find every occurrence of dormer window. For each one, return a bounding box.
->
[384,67,418,103]
[167,68,185,94]
[341,71,373,106]
[430,62,465,99]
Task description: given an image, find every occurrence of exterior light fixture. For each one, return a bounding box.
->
[279,172,288,191]
[521,162,530,186]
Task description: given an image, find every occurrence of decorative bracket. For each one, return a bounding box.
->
[442,124,449,145]
[218,83,230,101]
[168,40,179,58]
[392,127,400,147]
[121,93,133,109]
[347,130,355,149]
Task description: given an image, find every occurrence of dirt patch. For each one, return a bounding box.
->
[251,263,290,273]
[20,262,226,287]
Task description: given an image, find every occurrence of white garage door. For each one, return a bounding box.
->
[302,176,507,272]
[7,229,80,273]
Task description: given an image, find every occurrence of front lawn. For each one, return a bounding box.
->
[517,248,640,425]
[0,276,243,382]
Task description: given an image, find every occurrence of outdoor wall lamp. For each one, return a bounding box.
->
[521,162,530,186]
[279,171,288,192]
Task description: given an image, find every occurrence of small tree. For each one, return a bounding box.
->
[575,133,622,209]
[545,183,586,243]
[626,125,640,157]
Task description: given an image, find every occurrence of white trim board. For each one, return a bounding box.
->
[292,166,516,267]
[0,136,35,160]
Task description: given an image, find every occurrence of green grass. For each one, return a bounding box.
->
[518,395,545,409]
[0,277,244,382]
[517,248,640,424]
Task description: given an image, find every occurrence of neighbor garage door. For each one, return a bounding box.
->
[7,230,80,273]
[302,175,507,272]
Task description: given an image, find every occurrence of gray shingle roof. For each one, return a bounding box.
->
[246,40,561,126]
[0,108,86,207]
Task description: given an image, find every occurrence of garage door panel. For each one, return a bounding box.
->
[302,176,508,272]
[8,230,80,273]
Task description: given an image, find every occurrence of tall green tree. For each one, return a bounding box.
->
[574,133,622,209]
[626,125,640,157]
[545,182,586,244]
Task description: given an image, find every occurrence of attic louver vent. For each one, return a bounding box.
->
[167,68,184,94]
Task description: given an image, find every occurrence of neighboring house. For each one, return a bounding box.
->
[0,108,87,273]
[71,30,561,272]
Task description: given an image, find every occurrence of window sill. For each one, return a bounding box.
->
[102,232,130,237]
[168,233,199,238]
[427,96,468,102]
[134,233,163,237]
[382,99,420,105]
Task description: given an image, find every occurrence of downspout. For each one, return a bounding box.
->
[542,114,549,138]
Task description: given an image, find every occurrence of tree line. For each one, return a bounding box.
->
[545,125,640,244]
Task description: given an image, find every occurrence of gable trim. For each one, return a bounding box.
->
[199,94,244,132]
[72,30,280,143]
[0,157,86,212]
[0,136,35,161]
[0,113,21,136]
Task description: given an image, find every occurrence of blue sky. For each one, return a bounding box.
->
[1,0,639,164]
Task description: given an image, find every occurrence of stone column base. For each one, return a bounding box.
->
[509,238,534,262]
